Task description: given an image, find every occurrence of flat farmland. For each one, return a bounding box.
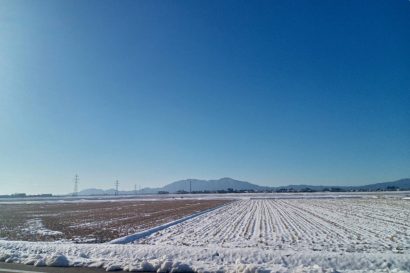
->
[141,199,410,254]
[1,197,410,272]
[0,199,228,243]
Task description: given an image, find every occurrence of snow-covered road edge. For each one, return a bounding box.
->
[109,201,234,244]
[1,240,409,272]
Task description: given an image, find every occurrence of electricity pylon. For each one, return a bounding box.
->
[73,174,79,196]
[115,180,119,196]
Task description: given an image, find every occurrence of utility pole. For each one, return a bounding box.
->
[115,180,119,196]
[73,174,79,196]
[134,184,137,195]
[189,179,192,193]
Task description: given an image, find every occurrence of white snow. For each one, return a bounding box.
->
[1,197,409,272]
[45,254,70,267]
[1,191,409,205]
[138,199,410,254]
[0,240,409,272]
[22,219,63,237]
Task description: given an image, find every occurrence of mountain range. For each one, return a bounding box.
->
[75,177,410,195]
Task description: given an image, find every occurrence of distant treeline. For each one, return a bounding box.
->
[0,193,53,198]
[158,186,405,194]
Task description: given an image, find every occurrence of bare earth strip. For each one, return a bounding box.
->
[0,199,229,243]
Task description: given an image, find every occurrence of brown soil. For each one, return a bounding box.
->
[0,199,229,243]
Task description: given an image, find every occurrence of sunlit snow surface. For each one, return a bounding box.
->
[21,219,63,237]
[1,193,409,272]
[140,199,410,253]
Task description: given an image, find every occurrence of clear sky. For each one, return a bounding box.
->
[1,0,409,194]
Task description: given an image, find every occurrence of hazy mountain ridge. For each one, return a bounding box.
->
[75,178,410,195]
[76,188,118,196]
[354,178,410,190]
[161,177,267,192]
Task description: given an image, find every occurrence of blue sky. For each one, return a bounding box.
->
[1,0,409,194]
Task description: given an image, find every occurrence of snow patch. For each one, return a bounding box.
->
[22,219,63,236]
[45,254,69,267]
[1,240,410,272]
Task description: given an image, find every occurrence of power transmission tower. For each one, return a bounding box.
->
[73,174,79,196]
[115,180,119,196]
[134,184,137,195]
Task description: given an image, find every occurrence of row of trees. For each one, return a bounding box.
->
[158,186,405,194]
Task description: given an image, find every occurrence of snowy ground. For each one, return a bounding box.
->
[1,191,409,204]
[139,199,410,253]
[1,196,409,272]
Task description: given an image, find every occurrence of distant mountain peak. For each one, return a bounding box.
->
[161,177,264,193]
[219,177,236,181]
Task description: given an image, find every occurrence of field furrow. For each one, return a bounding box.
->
[141,199,410,253]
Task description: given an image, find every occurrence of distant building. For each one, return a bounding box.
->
[11,193,26,197]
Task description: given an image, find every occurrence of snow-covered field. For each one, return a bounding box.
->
[1,191,408,204]
[140,199,409,253]
[1,197,409,272]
